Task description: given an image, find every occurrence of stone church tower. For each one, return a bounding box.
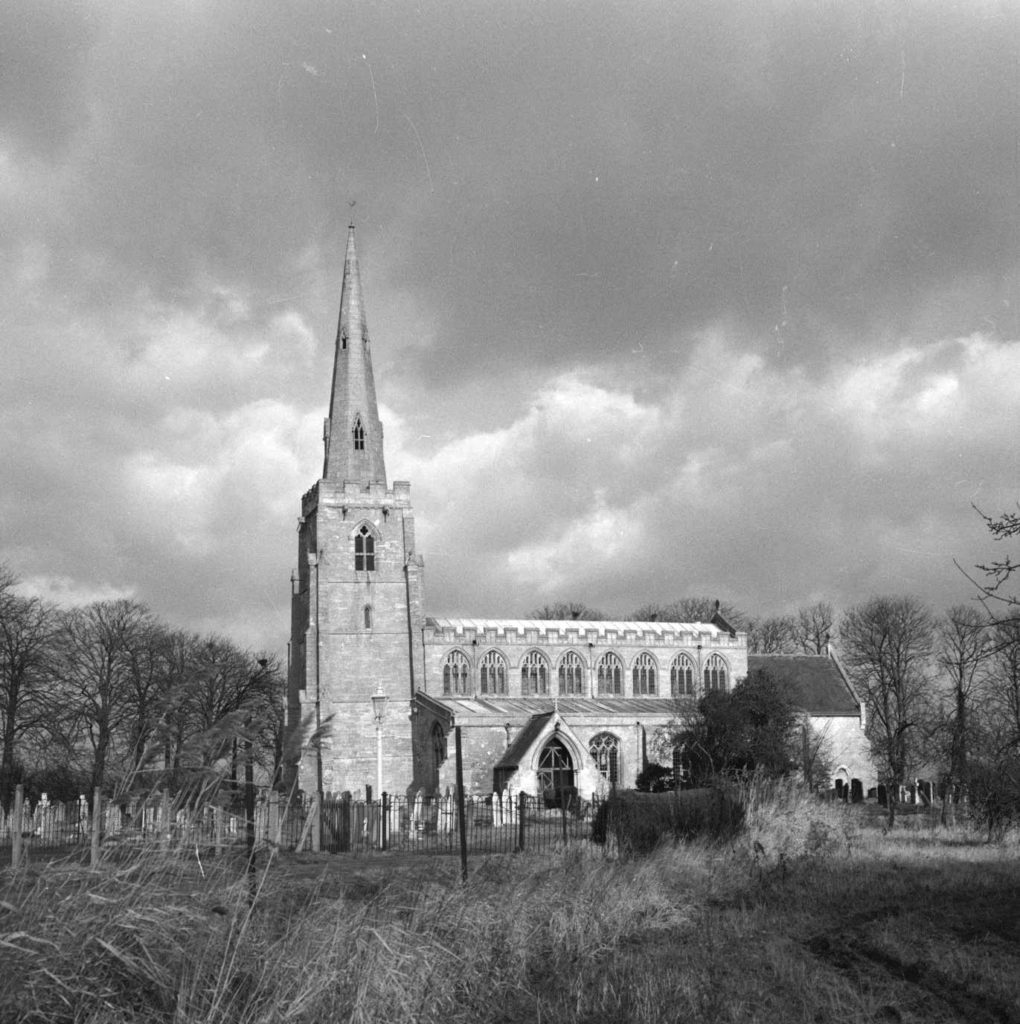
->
[288,226,424,797]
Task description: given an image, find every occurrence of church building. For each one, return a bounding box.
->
[287,227,873,802]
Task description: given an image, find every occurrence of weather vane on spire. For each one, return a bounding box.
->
[348,199,356,227]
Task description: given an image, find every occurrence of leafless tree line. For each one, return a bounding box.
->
[0,565,285,814]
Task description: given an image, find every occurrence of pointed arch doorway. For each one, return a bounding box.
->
[537,737,575,807]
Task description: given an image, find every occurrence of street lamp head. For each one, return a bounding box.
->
[371,688,389,723]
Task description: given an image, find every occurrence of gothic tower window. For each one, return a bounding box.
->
[632,652,657,695]
[354,525,375,571]
[704,653,728,693]
[596,652,623,695]
[670,654,696,697]
[479,650,508,695]
[558,651,585,695]
[353,416,365,451]
[589,732,621,786]
[521,650,549,695]
[442,650,470,695]
[363,604,373,629]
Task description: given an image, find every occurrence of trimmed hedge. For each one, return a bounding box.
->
[591,787,745,854]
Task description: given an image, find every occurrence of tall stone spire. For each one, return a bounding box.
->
[323,225,387,485]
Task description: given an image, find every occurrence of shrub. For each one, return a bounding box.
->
[635,763,675,792]
[592,787,745,854]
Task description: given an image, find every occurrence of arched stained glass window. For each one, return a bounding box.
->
[479,650,508,695]
[670,654,696,697]
[596,652,623,696]
[521,650,549,695]
[704,653,728,693]
[558,651,585,695]
[632,652,657,695]
[589,732,621,786]
[442,650,470,695]
[354,525,375,571]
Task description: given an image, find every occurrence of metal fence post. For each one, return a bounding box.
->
[517,791,526,853]
[90,789,102,867]
[381,792,388,851]
[455,727,468,882]
[11,784,25,869]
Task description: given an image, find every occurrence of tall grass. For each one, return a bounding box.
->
[2,786,1018,1024]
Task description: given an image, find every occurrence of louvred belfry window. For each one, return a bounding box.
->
[354,526,375,571]
[353,417,365,451]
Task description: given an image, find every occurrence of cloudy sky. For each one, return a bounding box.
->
[2,1,1018,650]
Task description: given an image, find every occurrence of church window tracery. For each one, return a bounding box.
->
[589,732,621,786]
[558,651,585,695]
[670,654,696,697]
[704,653,728,693]
[632,652,657,695]
[353,416,365,451]
[479,650,508,695]
[442,650,470,695]
[596,652,623,695]
[354,525,375,571]
[521,650,549,695]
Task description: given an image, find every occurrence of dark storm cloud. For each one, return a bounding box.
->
[1,0,1017,645]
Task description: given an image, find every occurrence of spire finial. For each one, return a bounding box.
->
[348,199,356,228]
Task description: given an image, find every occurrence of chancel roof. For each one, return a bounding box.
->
[748,654,860,716]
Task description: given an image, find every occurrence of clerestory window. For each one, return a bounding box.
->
[354,525,375,571]
[670,654,696,697]
[558,651,585,695]
[442,650,470,695]
[632,652,657,695]
[521,650,549,695]
[704,654,728,693]
[596,652,623,696]
[479,650,508,695]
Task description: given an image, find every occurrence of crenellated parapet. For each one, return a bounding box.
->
[422,617,743,651]
[302,478,414,516]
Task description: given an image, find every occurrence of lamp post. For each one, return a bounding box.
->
[371,687,389,800]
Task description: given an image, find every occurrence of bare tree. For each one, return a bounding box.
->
[794,601,835,654]
[57,599,156,795]
[747,615,797,654]
[0,568,60,812]
[528,602,606,621]
[630,598,746,629]
[987,619,1020,748]
[934,605,992,823]
[840,596,935,827]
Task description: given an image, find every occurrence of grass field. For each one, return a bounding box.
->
[2,784,1018,1023]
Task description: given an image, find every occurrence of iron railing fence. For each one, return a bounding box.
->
[1,790,603,858]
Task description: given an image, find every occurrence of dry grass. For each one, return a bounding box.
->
[2,790,1019,1024]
